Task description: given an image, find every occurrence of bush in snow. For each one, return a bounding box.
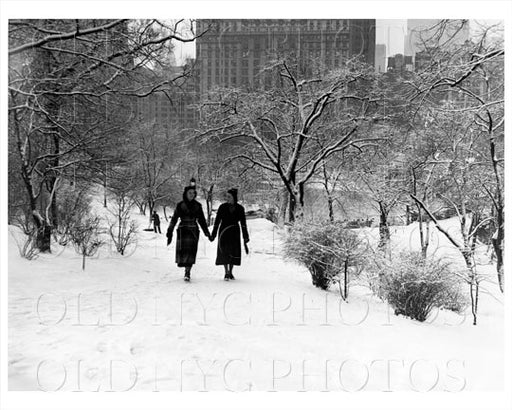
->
[284,220,367,292]
[377,251,467,322]
[70,216,104,270]
[9,205,41,259]
[54,185,92,246]
[107,190,138,256]
[10,227,40,260]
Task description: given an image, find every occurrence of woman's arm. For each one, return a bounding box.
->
[197,204,211,238]
[211,204,222,240]
[167,204,180,238]
[239,205,249,243]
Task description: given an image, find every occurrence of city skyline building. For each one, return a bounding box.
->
[375,43,386,72]
[133,58,198,129]
[387,53,413,74]
[195,19,376,94]
[137,19,378,128]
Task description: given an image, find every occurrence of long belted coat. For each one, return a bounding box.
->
[167,199,210,267]
[211,203,249,266]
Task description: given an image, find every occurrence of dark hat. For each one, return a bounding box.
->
[183,178,197,202]
[227,188,238,203]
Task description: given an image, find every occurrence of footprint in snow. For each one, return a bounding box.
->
[130,344,144,355]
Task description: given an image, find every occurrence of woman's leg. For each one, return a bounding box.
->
[184,265,191,281]
[228,264,235,280]
[223,264,230,280]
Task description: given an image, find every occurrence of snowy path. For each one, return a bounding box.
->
[8,218,504,391]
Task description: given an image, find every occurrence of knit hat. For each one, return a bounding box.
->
[227,188,238,203]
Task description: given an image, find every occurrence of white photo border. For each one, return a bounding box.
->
[1,1,510,409]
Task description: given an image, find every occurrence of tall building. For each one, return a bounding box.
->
[133,59,199,129]
[404,19,439,56]
[196,19,376,94]
[375,43,386,72]
[387,53,413,74]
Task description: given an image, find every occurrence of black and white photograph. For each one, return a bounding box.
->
[1,1,510,409]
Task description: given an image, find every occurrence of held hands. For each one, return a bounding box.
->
[208,233,215,242]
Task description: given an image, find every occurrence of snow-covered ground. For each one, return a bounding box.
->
[8,199,504,391]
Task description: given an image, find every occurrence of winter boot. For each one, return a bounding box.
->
[184,267,191,282]
[228,265,235,280]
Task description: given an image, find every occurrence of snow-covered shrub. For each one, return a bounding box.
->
[107,191,138,256]
[10,227,40,260]
[284,220,367,291]
[377,251,467,322]
[70,216,104,270]
[9,207,40,260]
[55,186,92,246]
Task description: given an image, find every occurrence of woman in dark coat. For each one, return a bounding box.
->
[167,184,211,281]
[210,188,249,280]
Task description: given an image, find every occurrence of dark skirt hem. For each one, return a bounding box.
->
[177,263,193,267]
[215,260,241,266]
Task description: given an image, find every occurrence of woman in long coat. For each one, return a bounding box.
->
[167,184,211,281]
[210,188,249,280]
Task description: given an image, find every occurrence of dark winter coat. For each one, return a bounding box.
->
[167,199,210,267]
[152,213,161,226]
[211,203,249,266]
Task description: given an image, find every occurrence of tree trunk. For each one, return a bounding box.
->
[405,205,411,225]
[288,190,303,223]
[103,165,108,208]
[48,131,60,227]
[378,202,390,250]
[422,220,430,259]
[148,199,155,225]
[32,209,52,253]
[416,204,430,258]
[327,195,334,222]
[489,121,504,293]
[136,201,146,215]
[344,258,349,299]
[11,100,52,253]
[205,184,214,225]
[288,194,296,223]
[36,223,52,253]
[492,223,504,293]
[462,250,478,326]
[278,188,289,226]
[322,162,335,222]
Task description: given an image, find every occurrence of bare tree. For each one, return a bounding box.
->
[410,109,496,325]
[127,120,180,223]
[107,185,138,257]
[410,20,504,292]
[198,58,387,223]
[70,216,104,270]
[8,19,204,251]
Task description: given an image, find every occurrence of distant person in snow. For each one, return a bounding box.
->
[152,210,161,233]
[167,182,211,281]
[210,188,249,281]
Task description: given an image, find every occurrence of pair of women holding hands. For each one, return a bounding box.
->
[166,183,250,281]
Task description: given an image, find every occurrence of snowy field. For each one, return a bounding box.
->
[8,200,504,392]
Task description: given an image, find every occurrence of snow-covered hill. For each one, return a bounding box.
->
[8,199,503,391]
